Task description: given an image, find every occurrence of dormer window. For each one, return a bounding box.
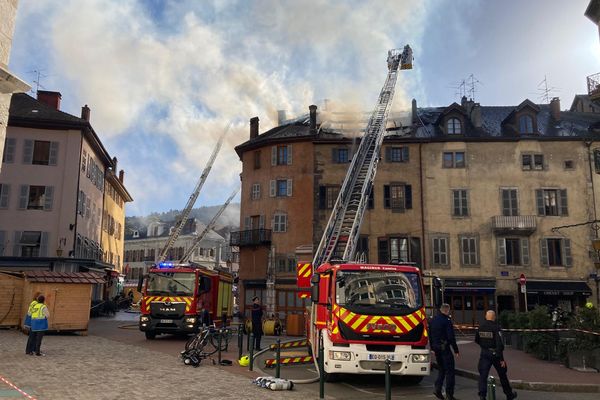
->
[519,115,534,134]
[447,118,462,134]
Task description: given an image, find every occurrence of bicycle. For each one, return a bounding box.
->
[181,324,233,366]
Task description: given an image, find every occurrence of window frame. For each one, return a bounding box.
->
[452,189,469,217]
[447,117,462,134]
[522,153,544,171]
[459,234,479,266]
[518,114,534,134]
[251,183,261,200]
[501,188,519,216]
[442,151,466,168]
[431,235,449,267]
[272,213,288,233]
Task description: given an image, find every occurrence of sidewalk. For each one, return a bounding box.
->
[453,340,600,393]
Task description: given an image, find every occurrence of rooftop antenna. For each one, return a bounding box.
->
[537,75,560,103]
[466,73,482,101]
[448,79,467,101]
[27,69,47,94]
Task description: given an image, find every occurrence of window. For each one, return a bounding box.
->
[386,147,409,163]
[22,140,58,166]
[2,138,16,163]
[253,151,261,169]
[540,238,572,267]
[501,189,519,216]
[333,148,349,163]
[251,183,260,200]
[270,179,292,197]
[0,184,10,209]
[497,237,529,266]
[356,236,369,262]
[319,186,340,209]
[272,144,292,166]
[32,141,50,165]
[452,189,469,217]
[460,235,479,266]
[443,151,465,168]
[594,150,600,174]
[432,236,449,266]
[518,115,534,134]
[522,153,544,170]
[78,191,87,216]
[21,185,53,210]
[81,150,87,172]
[383,184,412,212]
[16,231,47,257]
[447,117,462,134]
[273,213,287,232]
[389,237,409,263]
[377,236,421,265]
[536,189,567,216]
[564,160,574,170]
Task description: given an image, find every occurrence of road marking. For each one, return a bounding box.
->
[0,375,37,400]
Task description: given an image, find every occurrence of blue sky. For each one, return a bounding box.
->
[9,0,600,216]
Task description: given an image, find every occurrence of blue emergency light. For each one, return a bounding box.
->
[158,262,174,268]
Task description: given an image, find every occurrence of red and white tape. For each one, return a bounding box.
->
[0,374,37,400]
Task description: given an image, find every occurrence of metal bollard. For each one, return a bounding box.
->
[275,339,281,379]
[247,328,251,352]
[487,376,496,400]
[249,334,254,371]
[238,328,243,360]
[385,358,391,400]
[217,329,223,365]
[318,340,325,400]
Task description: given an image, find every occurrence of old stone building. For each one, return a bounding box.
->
[234,96,600,325]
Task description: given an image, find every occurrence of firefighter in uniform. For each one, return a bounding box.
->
[475,310,517,400]
[430,303,459,400]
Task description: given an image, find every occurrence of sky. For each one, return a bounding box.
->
[8,0,600,217]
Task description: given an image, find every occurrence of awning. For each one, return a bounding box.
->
[526,280,592,296]
[444,278,496,292]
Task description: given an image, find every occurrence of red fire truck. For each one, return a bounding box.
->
[138,262,233,339]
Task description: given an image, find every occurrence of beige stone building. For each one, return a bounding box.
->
[234,97,600,325]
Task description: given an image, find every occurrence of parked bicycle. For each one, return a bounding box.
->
[180,324,233,366]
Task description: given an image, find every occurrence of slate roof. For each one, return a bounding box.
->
[9,93,87,126]
[124,219,225,242]
[22,270,105,284]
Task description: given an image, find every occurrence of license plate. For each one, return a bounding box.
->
[368,354,395,361]
[160,319,173,323]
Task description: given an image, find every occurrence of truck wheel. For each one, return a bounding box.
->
[323,372,339,382]
[145,331,156,340]
[403,376,424,385]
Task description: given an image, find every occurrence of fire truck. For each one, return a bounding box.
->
[138,262,233,339]
[298,46,442,381]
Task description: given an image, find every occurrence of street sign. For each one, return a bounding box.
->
[519,273,526,285]
[520,284,526,294]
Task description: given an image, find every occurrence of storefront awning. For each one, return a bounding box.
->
[526,281,592,296]
[444,278,496,292]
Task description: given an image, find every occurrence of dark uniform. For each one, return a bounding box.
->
[475,319,516,400]
[430,313,459,399]
[251,303,263,350]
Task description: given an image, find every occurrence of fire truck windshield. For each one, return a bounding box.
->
[335,270,422,311]
[147,272,195,296]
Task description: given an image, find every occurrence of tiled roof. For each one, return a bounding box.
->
[23,270,105,284]
[9,93,87,125]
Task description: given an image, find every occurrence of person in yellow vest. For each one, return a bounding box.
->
[30,295,50,356]
[24,292,41,355]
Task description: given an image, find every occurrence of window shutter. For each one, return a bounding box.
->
[0,184,10,208]
[18,185,29,209]
[563,239,572,267]
[13,231,21,256]
[402,147,409,162]
[22,140,33,164]
[559,189,568,216]
[497,238,506,265]
[409,237,421,266]
[86,198,91,218]
[0,230,4,255]
[501,190,510,216]
[3,138,16,163]
[460,237,467,265]
[540,239,549,266]
[269,180,276,197]
[287,144,292,165]
[271,147,277,166]
[332,148,338,163]
[287,179,293,196]
[521,238,530,265]
[440,238,448,265]
[385,147,391,162]
[40,232,48,257]
[535,189,544,215]
[271,215,275,230]
[378,238,389,264]
[511,190,518,215]
[259,215,265,229]
[404,185,412,209]
[383,185,390,208]
[43,186,54,211]
[244,216,251,230]
[49,142,59,165]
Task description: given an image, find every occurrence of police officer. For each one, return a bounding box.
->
[430,303,459,400]
[476,310,517,400]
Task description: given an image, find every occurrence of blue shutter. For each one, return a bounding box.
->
[43,186,54,211]
[0,184,9,208]
[13,231,21,256]
[18,185,29,209]
[3,138,16,163]
[49,142,59,165]
[40,232,48,257]
[497,238,506,265]
[23,140,33,164]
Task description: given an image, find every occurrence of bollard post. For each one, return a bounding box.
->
[247,327,251,352]
[385,358,391,400]
[275,339,281,379]
[217,328,223,365]
[487,375,496,400]
[238,327,243,361]
[318,339,325,400]
[249,334,254,371]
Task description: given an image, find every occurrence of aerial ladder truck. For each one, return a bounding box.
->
[298,46,442,381]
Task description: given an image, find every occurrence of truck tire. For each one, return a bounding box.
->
[145,331,156,340]
[403,376,423,385]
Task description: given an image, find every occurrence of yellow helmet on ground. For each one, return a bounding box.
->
[585,302,594,309]
[239,355,249,367]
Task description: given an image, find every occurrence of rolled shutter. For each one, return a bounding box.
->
[287,144,292,165]
[520,238,530,265]
[540,239,549,266]
[49,142,59,165]
[535,189,544,215]
[497,238,506,265]
[23,140,33,164]
[404,185,412,209]
[43,186,54,211]
[269,180,276,197]
[287,179,293,196]
[3,138,16,163]
[271,147,277,166]
[402,146,409,162]
[19,185,29,209]
[13,231,21,256]
[563,239,572,267]
[0,184,10,208]
[559,189,568,216]
[40,232,48,257]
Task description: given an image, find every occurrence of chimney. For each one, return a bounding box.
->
[309,104,317,133]
[277,110,286,125]
[461,95,467,107]
[112,157,118,172]
[550,97,561,121]
[411,98,417,123]
[471,103,482,128]
[119,170,124,183]
[81,104,90,121]
[37,90,62,110]
[250,117,259,139]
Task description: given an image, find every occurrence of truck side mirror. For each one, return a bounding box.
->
[137,275,144,293]
[433,277,443,308]
[310,274,320,303]
[199,276,212,294]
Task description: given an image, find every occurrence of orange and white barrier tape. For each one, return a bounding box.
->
[0,374,37,400]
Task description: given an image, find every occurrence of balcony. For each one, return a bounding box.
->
[587,72,600,102]
[230,229,272,247]
[491,215,536,235]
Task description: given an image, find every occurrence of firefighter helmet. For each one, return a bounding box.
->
[239,355,249,367]
[585,302,594,309]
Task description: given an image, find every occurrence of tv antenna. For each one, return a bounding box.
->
[537,75,560,103]
[448,79,467,101]
[466,73,482,101]
[27,69,47,94]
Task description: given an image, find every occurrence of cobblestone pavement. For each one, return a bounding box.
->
[0,330,313,400]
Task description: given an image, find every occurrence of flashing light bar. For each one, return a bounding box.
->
[158,262,175,268]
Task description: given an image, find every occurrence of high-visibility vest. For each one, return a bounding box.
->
[30,303,48,332]
[24,300,38,327]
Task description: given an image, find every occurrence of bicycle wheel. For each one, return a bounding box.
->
[209,332,228,352]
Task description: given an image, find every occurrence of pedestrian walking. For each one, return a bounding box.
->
[251,296,263,351]
[30,295,50,356]
[475,310,517,400]
[430,303,459,400]
[24,292,41,355]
